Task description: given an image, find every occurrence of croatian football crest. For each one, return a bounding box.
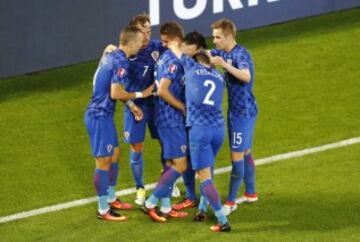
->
[107,144,113,153]
[168,64,177,74]
[151,51,160,61]
[124,131,130,141]
[117,67,126,77]
[181,145,187,154]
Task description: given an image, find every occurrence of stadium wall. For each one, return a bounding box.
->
[0,0,358,79]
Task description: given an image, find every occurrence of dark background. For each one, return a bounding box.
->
[0,0,358,79]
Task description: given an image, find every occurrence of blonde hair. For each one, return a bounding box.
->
[211,19,236,38]
[129,13,150,27]
[119,26,141,45]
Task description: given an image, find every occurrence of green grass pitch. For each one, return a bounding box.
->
[0,9,359,241]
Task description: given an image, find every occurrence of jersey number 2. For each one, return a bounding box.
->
[203,80,216,106]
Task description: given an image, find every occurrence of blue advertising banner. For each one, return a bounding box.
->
[0,0,358,79]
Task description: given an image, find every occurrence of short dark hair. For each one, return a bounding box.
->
[184,31,207,49]
[193,51,211,66]
[129,13,150,27]
[119,25,141,45]
[160,22,184,40]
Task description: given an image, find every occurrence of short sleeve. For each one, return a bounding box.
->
[159,59,181,81]
[234,52,250,70]
[111,62,128,85]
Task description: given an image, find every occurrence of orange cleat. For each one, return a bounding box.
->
[109,198,133,210]
[96,209,127,222]
[142,205,167,223]
[172,198,198,211]
[163,209,188,218]
[210,222,231,232]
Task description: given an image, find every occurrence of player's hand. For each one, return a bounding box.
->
[141,84,155,98]
[211,56,226,67]
[103,44,117,54]
[130,105,143,121]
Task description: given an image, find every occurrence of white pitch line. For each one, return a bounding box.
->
[1,137,360,224]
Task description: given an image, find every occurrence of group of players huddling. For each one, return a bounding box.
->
[85,13,258,232]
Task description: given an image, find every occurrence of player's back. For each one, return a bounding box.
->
[179,55,225,127]
[86,50,127,117]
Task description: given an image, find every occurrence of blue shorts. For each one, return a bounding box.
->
[228,115,256,152]
[157,126,187,160]
[189,125,224,171]
[84,113,119,157]
[123,106,159,144]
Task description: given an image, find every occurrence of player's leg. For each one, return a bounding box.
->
[223,118,246,215]
[237,116,258,204]
[150,122,180,198]
[124,109,147,205]
[159,156,188,218]
[108,147,133,210]
[197,167,231,232]
[143,127,188,221]
[85,114,126,221]
[172,156,198,210]
[173,126,197,210]
[157,127,188,218]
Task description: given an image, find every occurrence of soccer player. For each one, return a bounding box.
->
[172,31,208,211]
[167,40,231,232]
[142,22,188,222]
[103,14,167,205]
[124,14,169,205]
[210,19,258,216]
[84,26,154,221]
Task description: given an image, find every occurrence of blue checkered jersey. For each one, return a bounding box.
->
[123,40,166,107]
[86,49,129,117]
[211,44,258,118]
[154,49,185,128]
[179,54,225,127]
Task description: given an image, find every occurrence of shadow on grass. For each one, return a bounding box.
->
[232,192,360,233]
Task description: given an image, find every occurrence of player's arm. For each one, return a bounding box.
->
[110,83,154,101]
[211,56,251,83]
[157,79,186,115]
[102,44,117,56]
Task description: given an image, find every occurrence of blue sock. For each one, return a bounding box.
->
[160,197,171,213]
[130,151,144,189]
[94,169,109,212]
[153,167,181,198]
[244,154,256,194]
[145,194,159,208]
[182,159,196,200]
[215,209,228,225]
[227,160,245,202]
[200,179,222,212]
[107,163,119,201]
[198,195,209,213]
